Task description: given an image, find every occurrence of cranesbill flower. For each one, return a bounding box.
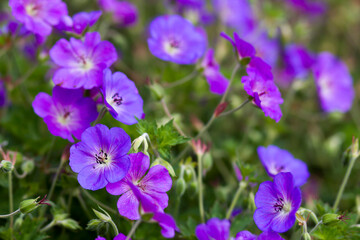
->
[49,32,118,89]
[195,218,230,240]
[235,230,257,240]
[98,0,137,27]
[257,232,285,240]
[9,0,68,36]
[201,49,229,95]
[69,124,131,190]
[313,52,354,113]
[254,172,302,233]
[114,233,129,240]
[0,80,7,107]
[106,152,172,220]
[173,0,214,25]
[221,32,256,60]
[102,69,144,125]
[258,145,309,187]
[147,15,207,64]
[32,86,98,142]
[57,11,102,35]
[287,0,327,15]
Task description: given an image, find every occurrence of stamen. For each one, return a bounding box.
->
[94,149,108,164]
[273,197,284,212]
[112,93,123,105]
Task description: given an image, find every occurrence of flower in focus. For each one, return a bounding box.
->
[254,172,302,233]
[106,152,172,220]
[69,124,131,190]
[313,52,354,113]
[102,68,144,125]
[56,11,102,35]
[287,0,327,15]
[257,145,309,187]
[0,80,7,107]
[32,86,98,142]
[9,0,68,36]
[49,32,117,89]
[201,49,229,95]
[195,218,230,240]
[147,15,207,64]
[98,0,137,27]
[221,32,256,60]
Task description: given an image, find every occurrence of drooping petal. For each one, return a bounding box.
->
[32,92,53,117]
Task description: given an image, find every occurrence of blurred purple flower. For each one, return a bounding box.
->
[313,52,354,113]
[95,237,106,240]
[102,69,144,125]
[221,32,256,60]
[257,145,310,187]
[195,218,230,240]
[98,0,137,27]
[235,230,257,240]
[57,11,102,35]
[0,81,7,107]
[173,0,214,25]
[287,0,327,15]
[232,162,243,182]
[49,32,117,89]
[148,15,207,64]
[201,49,229,95]
[9,0,68,36]
[32,86,98,142]
[69,124,131,190]
[114,233,129,240]
[235,231,285,240]
[254,172,301,233]
[106,152,172,220]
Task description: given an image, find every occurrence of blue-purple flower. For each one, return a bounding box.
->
[9,0,68,36]
[102,69,144,125]
[32,86,98,142]
[0,80,7,107]
[313,52,354,113]
[235,231,257,240]
[254,172,301,233]
[49,32,118,89]
[172,0,214,25]
[147,15,207,64]
[235,231,285,240]
[258,145,310,187]
[69,124,131,190]
[287,0,327,15]
[56,11,102,35]
[106,152,172,220]
[98,0,137,27]
[195,218,230,240]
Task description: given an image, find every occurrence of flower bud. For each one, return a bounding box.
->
[14,215,24,229]
[132,133,149,155]
[351,137,360,159]
[202,153,213,171]
[183,166,193,182]
[93,209,111,222]
[21,160,34,174]
[302,232,311,240]
[86,219,103,231]
[151,158,176,177]
[59,219,81,230]
[175,178,186,197]
[322,213,342,225]
[149,83,165,101]
[214,102,228,117]
[1,160,13,172]
[19,198,39,214]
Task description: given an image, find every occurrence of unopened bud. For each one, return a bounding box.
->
[19,198,39,214]
[188,181,198,197]
[351,137,360,159]
[151,158,176,177]
[59,219,81,230]
[93,209,111,222]
[214,102,228,117]
[21,161,34,174]
[14,215,24,229]
[132,133,149,155]
[1,160,13,172]
[322,213,342,225]
[202,153,213,171]
[149,83,164,101]
[183,167,193,182]
[86,219,103,231]
[175,178,186,197]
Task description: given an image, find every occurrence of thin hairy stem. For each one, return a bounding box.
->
[197,153,205,222]
[0,209,20,218]
[126,219,141,240]
[93,106,108,126]
[225,182,247,219]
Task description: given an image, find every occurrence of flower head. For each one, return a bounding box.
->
[49,32,118,89]
[235,231,257,240]
[148,15,207,64]
[9,0,68,36]
[106,152,172,220]
[69,124,131,190]
[195,218,230,240]
[114,233,129,240]
[32,86,98,142]
[221,32,256,60]
[102,69,144,125]
[254,172,302,233]
[57,11,102,35]
[313,52,354,113]
[98,0,137,27]
[258,145,310,187]
[287,0,327,15]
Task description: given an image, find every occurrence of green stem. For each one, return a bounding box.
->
[126,219,141,240]
[48,159,65,202]
[197,154,205,223]
[309,220,323,234]
[218,99,251,118]
[333,155,358,211]
[8,171,14,236]
[81,189,118,215]
[0,209,20,218]
[40,221,55,232]
[225,182,247,219]
[109,219,119,236]
[164,70,199,89]
[93,106,107,126]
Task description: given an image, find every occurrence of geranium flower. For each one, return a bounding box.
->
[257,145,310,187]
[98,0,137,27]
[32,86,98,142]
[235,231,285,240]
[0,80,7,107]
[56,11,102,35]
[287,0,327,15]
[195,218,230,240]
[106,152,172,220]
[147,15,207,64]
[9,0,68,36]
[69,124,131,190]
[49,32,117,89]
[254,172,302,233]
[102,69,144,125]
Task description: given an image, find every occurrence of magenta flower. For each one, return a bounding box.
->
[106,152,172,220]
[102,69,144,125]
[147,15,207,64]
[287,0,327,15]
[195,218,230,240]
[9,0,68,36]
[114,233,129,240]
[201,49,229,95]
[313,52,354,113]
[32,86,98,142]
[0,80,7,107]
[221,32,256,60]
[98,0,137,27]
[56,11,102,35]
[235,231,285,240]
[254,172,302,233]
[258,145,310,187]
[235,231,257,240]
[69,124,131,190]
[49,32,118,89]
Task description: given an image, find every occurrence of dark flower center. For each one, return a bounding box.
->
[112,93,123,105]
[273,197,284,212]
[64,111,71,119]
[275,165,285,172]
[169,39,180,49]
[94,149,108,164]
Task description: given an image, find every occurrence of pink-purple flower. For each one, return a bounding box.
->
[9,0,68,36]
[254,172,301,233]
[69,124,131,190]
[49,32,118,89]
[98,0,137,27]
[147,15,207,64]
[195,218,230,240]
[32,86,98,142]
[287,0,327,15]
[56,11,102,35]
[102,69,144,125]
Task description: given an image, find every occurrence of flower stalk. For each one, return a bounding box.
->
[126,219,141,240]
[226,181,247,219]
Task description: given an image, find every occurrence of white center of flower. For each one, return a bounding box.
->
[82,59,94,71]
[25,3,38,17]
[164,38,181,56]
[57,111,71,126]
[318,75,333,98]
[273,197,291,213]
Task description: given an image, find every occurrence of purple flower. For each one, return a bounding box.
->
[57,11,102,35]
[0,80,7,107]
[221,32,256,60]
[114,233,129,240]
[235,231,257,240]
[287,0,327,15]
[172,0,214,25]
[98,0,137,27]
[313,52,354,113]
[106,152,172,220]
[195,218,230,240]
[258,145,310,187]
[254,172,302,233]
[95,237,106,240]
[257,232,285,240]
[32,86,98,142]
[147,15,207,64]
[201,49,229,95]
[49,32,117,89]
[69,124,131,190]
[9,0,68,36]
[102,69,144,125]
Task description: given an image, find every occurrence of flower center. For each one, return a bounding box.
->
[57,111,71,126]
[94,149,108,164]
[25,3,39,17]
[164,38,181,56]
[273,197,291,213]
[112,93,123,105]
[275,165,285,173]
